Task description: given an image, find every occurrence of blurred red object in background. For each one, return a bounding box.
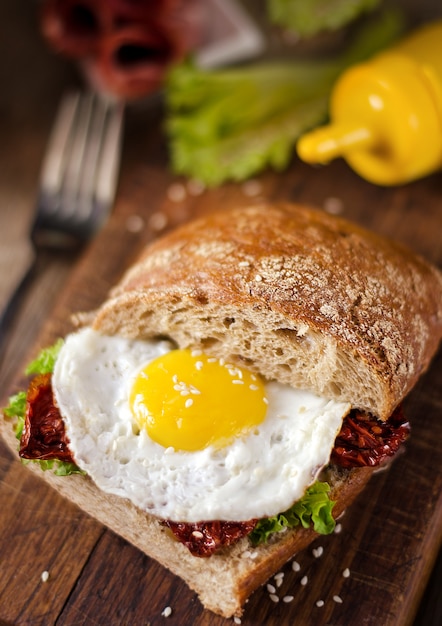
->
[40,0,204,100]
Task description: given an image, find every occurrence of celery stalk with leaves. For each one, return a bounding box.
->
[164,11,403,187]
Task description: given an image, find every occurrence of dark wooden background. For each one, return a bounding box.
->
[0,1,441,624]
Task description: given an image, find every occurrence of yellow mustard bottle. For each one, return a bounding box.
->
[297,20,442,185]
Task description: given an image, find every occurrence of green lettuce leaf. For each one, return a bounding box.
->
[4,391,27,439]
[249,481,336,546]
[20,458,86,476]
[25,338,64,375]
[165,10,403,187]
[267,0,382,36]
[3,339,82,476]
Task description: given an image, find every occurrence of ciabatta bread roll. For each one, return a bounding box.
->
[2,202,442,619]
[93,203,442,420]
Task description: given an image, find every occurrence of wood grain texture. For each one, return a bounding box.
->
[1,147,441,625]
[0,1,441,624]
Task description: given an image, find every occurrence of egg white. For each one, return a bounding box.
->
[52,327,350,523]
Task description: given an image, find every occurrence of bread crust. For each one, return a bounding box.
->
[92,203,442,419]
[0,414,373,618]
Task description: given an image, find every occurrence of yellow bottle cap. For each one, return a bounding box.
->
[297,52,442,185]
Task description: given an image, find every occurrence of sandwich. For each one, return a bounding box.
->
[2,202,442,619]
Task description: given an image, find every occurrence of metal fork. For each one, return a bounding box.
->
[0,91,124,360]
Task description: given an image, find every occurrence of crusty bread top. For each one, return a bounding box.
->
[92,203,442,419]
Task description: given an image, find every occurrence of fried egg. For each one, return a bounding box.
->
[52,327,350,523]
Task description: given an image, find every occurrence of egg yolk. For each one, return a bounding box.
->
[129,349,268,451]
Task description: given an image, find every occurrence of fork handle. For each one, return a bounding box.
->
[0,251,38,367]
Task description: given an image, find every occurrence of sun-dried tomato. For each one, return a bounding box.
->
[19,373,75,463]
[331,406,410,468]
[163,518,257,557]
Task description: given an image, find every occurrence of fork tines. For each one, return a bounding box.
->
[34,91,124,249]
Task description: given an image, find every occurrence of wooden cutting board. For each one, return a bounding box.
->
[0,103,441,626]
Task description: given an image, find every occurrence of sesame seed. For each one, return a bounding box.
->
[41,571,49,583]
[191,349,203,357]
[266,584,276,594]
[263,398,269,404]
[233,617,242,625]
[187,178,206,196]
[228,367,242,378]
[334,523,343,534]
[313,546,324,558]
[300,575,308,586]
[242,179,262,197]
[342,568,351,578]
[167,182,186,202]
[316,600,325,608]
[125,214,144,233]
[185,399,193,408]
[161,606,173,617]
[269,594,279,603]
[283,595,294,603]
[323,196,344,215]
[195,361,204,370]
[333,595,343,604]
[232,379,244,385]
[238,261,250,268]
[292,560,301,572]
[243,550,258,559]
[249,384,259,391]
[192,531,204,539]
[148,211,168,232]
[254,274,263,282]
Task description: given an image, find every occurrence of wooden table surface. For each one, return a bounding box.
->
[0,1,441,625]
